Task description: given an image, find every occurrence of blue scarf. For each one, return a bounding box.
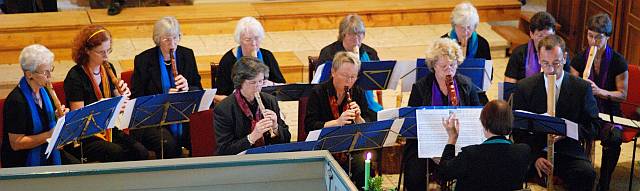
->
[359,51,382,112]
[18,77,61,166]
[236,47,264,61]
[449,28,478,59]
[158,48,182,142]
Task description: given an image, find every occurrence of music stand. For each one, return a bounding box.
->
[243,141,320,154]
[598,113,640,191]
[513,110,582,141]
[356,61,397,90]
[498,82,517,101]
[261,84,315,101]
[120,89,216,158]
[457,58,493,91]
[46,96,125,160]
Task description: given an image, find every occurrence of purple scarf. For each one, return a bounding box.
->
[431,78,461,106]
[525,40,541,77]
[586,45,613,113]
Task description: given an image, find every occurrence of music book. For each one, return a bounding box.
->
[415,107,485,158]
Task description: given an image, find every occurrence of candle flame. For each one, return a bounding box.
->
[366,152,372,160]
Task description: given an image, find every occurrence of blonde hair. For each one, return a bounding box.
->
[450,2,479,29]
[425,38,464,71]
[331,51,361,72]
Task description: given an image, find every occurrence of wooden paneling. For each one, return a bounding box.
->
[548,0,584,54]
[582,0,619,50]
[619,0,640,66]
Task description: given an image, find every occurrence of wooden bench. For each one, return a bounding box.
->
[0,11,90,64]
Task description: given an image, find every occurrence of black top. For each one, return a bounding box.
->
[439,136,531,191]
[512,73,599,161]
[1,86,56,168]
[504,43,571,80]
[318,41,379,64]
[304,79,376,133]
[214,92,291,155]
[571,49,628,116]
[441,33,492,60]
[132,46,203,98]
[408,73,481,107]
[215,48,286,96]
[63,63,117,105]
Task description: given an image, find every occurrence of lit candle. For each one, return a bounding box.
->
[364,152,371,191]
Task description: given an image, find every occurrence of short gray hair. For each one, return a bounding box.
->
[338,14,366,41]
[425,38,464,72]
[153,16,181,46]
[20,44,54,72]
[331,51,361,72]
[234,16,265,44]
[232,57,269,89]
[450,2,479,29]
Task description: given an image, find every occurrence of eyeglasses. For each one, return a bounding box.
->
[337,72,358,81]
[34,66,54,76]
[241,37,261,44]
[92,48,112,56]
[245,79,265,86]
[161,35,180,43]
[541,61,563,68]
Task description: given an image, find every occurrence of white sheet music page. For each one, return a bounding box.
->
[416,108,485,158]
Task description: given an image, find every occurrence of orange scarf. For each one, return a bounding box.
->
[82,65,113,142]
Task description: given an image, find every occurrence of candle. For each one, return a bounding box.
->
[364,152,371,191]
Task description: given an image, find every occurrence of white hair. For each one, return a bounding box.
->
[450,2,479,28]
[153,16,181,45]
[233,16,265,44]
[20,44,54,72]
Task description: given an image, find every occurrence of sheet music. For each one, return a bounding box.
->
[198,89,217,112]
[383,119,403,147]
[416,108,484,158]
[563,119,579,141]
[45,117,66,157]
[311,63,326,84]
[306,129,321,141]
[119,98,137,130]
[483,60,493,91]
[599,113,640,129]
[377,108,399,121]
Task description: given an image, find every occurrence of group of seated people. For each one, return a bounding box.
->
[0,2,630,191]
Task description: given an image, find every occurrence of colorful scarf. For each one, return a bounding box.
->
[449,28,478,59]
[234,90,264,146]
[18,77,61,166]
[236,46,264,61]
[82,65,112,142]
[431,78,461,106]
[525,40,541,77]
[586,45,613,113]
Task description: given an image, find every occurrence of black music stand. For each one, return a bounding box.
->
[261,84,315,101]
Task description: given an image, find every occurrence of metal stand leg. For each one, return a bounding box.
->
[630,137,637,191]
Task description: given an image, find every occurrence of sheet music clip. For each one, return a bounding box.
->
[260,84,315,101]
[120,89,216,130]
[46,96,125,157]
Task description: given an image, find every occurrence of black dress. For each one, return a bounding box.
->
[215,48,285,96]
[214,92,291,155]
[63,64,149,162]
[131,45,203,158]
[403,73,481,191]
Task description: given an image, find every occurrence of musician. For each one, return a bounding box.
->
[64,25,148,162]
[569,13,628,191]
[441,2,491,61]
[318,14,382,112]
[1,44,71,168]
[215,16,285,103]
[132,16,202,158]
[513,35,598,190]
[505,12,570,83]
[214,57,291,155]
[305,51,376,189]
[439,100,530,191]
[404,38,480,191]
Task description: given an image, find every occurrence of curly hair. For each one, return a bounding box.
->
[425,38,464,72]
[72,25,112,66]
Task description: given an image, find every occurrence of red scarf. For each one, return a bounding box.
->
[328,91,350,119]
[234,90,264,146]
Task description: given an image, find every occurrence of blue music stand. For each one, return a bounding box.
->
[415,58,431,80]
[457,58,492,91]
[512,110,582,141]
[498,82,516,101]
[46,96,124,157]
[121,90,216,130]
[315,120,395,153]
[261,84,315,101]
[356,61,397,90]
[244,141,320,154]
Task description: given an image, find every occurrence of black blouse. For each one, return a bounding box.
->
[215,48,286,96]
[441,33,492,60]
[571,49,628,116]
[63,63,117,105]
[304,79,376,133]
[318,41,380,64]
[408,73,481,107]
[1,87,55,168]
